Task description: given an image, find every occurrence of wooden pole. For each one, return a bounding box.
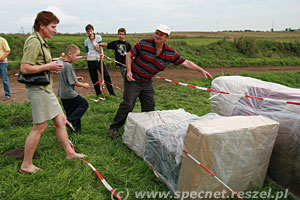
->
[100,47,104,90]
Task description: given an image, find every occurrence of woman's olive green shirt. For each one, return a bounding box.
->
[21,32,53,92]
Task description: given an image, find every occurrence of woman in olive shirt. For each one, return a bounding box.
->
[19,11,85,174]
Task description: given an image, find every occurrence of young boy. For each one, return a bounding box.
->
[84,24,116,96]
[99,28,131,78]
[58,44,89,132]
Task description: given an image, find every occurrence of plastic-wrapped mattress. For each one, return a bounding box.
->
[210,76,300,193]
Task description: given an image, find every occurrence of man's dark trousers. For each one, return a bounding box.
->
[110,79,155,130]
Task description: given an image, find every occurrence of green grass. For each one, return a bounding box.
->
[1,32,300,71]
[1,71,298,200]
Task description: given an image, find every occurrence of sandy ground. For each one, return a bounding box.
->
[1,66,300,104]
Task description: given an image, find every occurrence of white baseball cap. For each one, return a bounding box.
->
[156,24,171,35]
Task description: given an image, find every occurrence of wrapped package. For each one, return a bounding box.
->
[144,113,222,194]
[122,109,199,157]
[177,115,279,199]
[210,76,300,194]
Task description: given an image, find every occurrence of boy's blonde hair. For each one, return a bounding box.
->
[65,44,80,55]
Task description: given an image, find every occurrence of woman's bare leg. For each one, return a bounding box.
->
[53,113,86,159]
[20,121,48,173]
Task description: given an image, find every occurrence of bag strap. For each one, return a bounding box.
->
[26,36,47,64]
[36,37,47,64]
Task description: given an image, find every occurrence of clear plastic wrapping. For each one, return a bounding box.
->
[122,109,199,158]
[123,107,279,197]
[177,115,279,198]
[210,76,300,194]
[144,113,221,193]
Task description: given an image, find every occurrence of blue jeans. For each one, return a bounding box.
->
[0,62,11,97]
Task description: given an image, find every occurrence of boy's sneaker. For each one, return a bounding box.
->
[3,96,11,101]
[109,129,119,138]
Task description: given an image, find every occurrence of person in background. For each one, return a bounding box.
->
[99,28,131,78]
[19,11,85,174]
[0,36,11,101]
[109,24,213,138]
[58,44,89,133]
[84,24,116,96]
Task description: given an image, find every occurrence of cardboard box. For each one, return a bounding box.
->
[177,115,279,199]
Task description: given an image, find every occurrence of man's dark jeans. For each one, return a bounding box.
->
[110,79,155,130]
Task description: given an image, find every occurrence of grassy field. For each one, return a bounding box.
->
[1,30,300,70]
[1,71,298,200]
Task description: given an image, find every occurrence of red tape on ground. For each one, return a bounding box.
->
[49,126,122,199]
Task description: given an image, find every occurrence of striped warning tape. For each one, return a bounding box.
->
[103,55,126,67]
[84,80,106,102]
[0,61,19,63]
[101,54,300,105]
[68,140,123,200]
[156,112,244,200]
[95,80,121,90]
[156,76,300,106]
[48,125,122,199]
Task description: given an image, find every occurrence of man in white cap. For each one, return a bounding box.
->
[109,24,213,138]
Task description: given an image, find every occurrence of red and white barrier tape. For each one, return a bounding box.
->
[103,55,126,67]
[156,112,244,200]
[100,54,300,105]
[68,140,123,200]
[48,125,122,199]
[95,80,121,90]
[52,54,89,61]
[85,97,105,102]
[84,80,106,102]
[156,76,300,106]
[0,61,18,63]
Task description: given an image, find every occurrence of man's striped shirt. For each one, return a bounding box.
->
[130,38,185,82]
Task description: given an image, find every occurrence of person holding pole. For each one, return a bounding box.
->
[109,24,213,138]
[84,24,116,97]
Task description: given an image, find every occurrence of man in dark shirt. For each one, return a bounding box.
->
[99,28,131,78]
[109,24,213,138]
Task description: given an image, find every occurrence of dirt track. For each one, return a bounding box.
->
[1,66,300,104]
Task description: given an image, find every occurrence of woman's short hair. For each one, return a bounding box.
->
[33,11,59,31]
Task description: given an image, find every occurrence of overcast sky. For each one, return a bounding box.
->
[1,0,299,34]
